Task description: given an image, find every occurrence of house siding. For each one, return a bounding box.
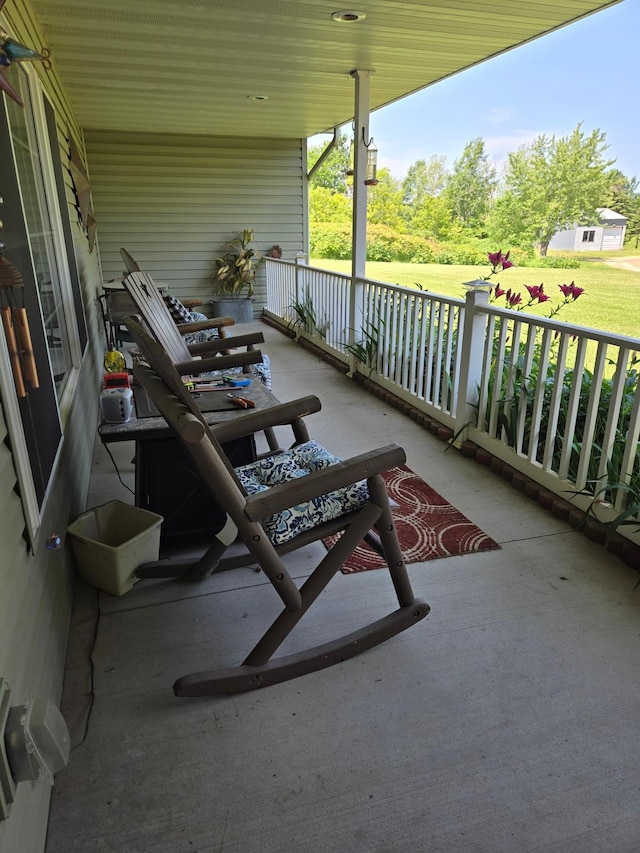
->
[0,2,105,851]
[84,131,306,314]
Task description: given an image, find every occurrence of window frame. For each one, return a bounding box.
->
[0,58,84,547]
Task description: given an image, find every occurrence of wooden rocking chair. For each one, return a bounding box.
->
[125,318,430,696]
[121,270,265,377]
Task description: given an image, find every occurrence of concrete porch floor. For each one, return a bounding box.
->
[46,321,640,852]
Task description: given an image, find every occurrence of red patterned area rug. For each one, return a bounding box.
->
[325,465,501,574]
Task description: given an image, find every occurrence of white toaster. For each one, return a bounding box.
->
[100,387,134,423]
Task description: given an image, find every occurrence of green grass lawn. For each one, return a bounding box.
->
[310,258,640,340]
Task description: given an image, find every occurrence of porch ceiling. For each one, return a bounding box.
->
[30,0,619,139]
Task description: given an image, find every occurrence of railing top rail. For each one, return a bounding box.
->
[266,257,353,285]
[354,276,465,306]
[483,303,640,349]
[266,259,467,305]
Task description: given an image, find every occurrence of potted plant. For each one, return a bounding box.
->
[211,229,261,322]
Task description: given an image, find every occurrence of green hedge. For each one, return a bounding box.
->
[309,223,580,269]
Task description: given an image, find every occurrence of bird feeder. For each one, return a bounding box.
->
[364,140,378,186]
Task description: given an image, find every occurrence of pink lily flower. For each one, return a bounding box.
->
[559,281,585,300]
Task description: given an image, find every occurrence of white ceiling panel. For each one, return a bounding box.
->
[29,0,621,138]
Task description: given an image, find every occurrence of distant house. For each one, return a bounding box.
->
[549,208,627,251]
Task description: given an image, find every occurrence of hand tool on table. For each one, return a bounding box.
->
[227,393,256,409]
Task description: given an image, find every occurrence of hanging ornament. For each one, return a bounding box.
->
[0,35,42,63]
[104,349,126,373]
[0,14,49,107]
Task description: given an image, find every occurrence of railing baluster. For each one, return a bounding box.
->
[557,336,587,481]
[575,341,608,490]
[441,304,455,410]
[450,303,463,414]
[541,330,570,473]
[489,318,509,440]
[599,346,630,481]
[477,314,496,431]
[527,327,552,465]
[617,369,640,513]
[416,299,428,401]
[515,325,537,455]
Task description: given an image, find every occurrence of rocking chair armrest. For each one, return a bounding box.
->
[243,444,406,522]
[176,317,234,336]
[172,350,263,376]
[186,331,265,356]
[210,395,322,443]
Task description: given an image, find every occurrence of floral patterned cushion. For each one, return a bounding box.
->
[181,311,272,389]
[235,440,369,545]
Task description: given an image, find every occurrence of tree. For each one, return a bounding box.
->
[490,124,615,255]
[309,185,351,223]
[401,155,448,207]
[603,169,638,218]
[410,194,456,240]
[366,168,406,231]
[622,194,640,246]
[443,138,496,234]
[307,135,351,193]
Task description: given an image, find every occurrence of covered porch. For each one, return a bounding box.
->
[46,321,640,852]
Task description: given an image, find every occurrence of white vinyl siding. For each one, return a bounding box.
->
[84,131,305,312]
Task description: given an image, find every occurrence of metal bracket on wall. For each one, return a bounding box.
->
[0,678,17,820]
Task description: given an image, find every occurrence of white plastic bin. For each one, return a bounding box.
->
[68,500,163,596]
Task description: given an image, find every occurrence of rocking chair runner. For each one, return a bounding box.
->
[125,318,430,696]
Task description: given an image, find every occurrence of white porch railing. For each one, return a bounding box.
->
[265,258,640,541]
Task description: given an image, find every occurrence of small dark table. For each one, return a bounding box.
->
[99,379,279,548]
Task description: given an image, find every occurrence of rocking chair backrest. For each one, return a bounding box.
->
[120,247,141,273]
[125,316,205,415]
[122,271,192,363]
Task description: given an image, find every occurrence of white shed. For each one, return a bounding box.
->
[549,208,627,251]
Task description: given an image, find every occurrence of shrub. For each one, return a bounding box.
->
[310,223,352,259]
[536,256,581,269]
[310,222,440,263]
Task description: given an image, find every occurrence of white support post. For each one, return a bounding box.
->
[348,69,374,371]
[455,287,490,435]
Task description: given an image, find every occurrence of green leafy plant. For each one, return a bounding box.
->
[287,288,326,337]
[345,317,383,374]
[567,459,640,585]
[213,229,261,299]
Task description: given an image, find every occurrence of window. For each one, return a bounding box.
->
[0,61,84,545]
[582,230,596,243]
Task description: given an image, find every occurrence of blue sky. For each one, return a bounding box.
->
[367,0,638,182]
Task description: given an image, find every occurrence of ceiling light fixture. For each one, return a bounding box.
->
[332,10,366,23]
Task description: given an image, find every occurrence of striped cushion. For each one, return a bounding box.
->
[164,295,193,324]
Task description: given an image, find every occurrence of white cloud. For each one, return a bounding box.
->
[485,107,516,126]
[484,130,544,164]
